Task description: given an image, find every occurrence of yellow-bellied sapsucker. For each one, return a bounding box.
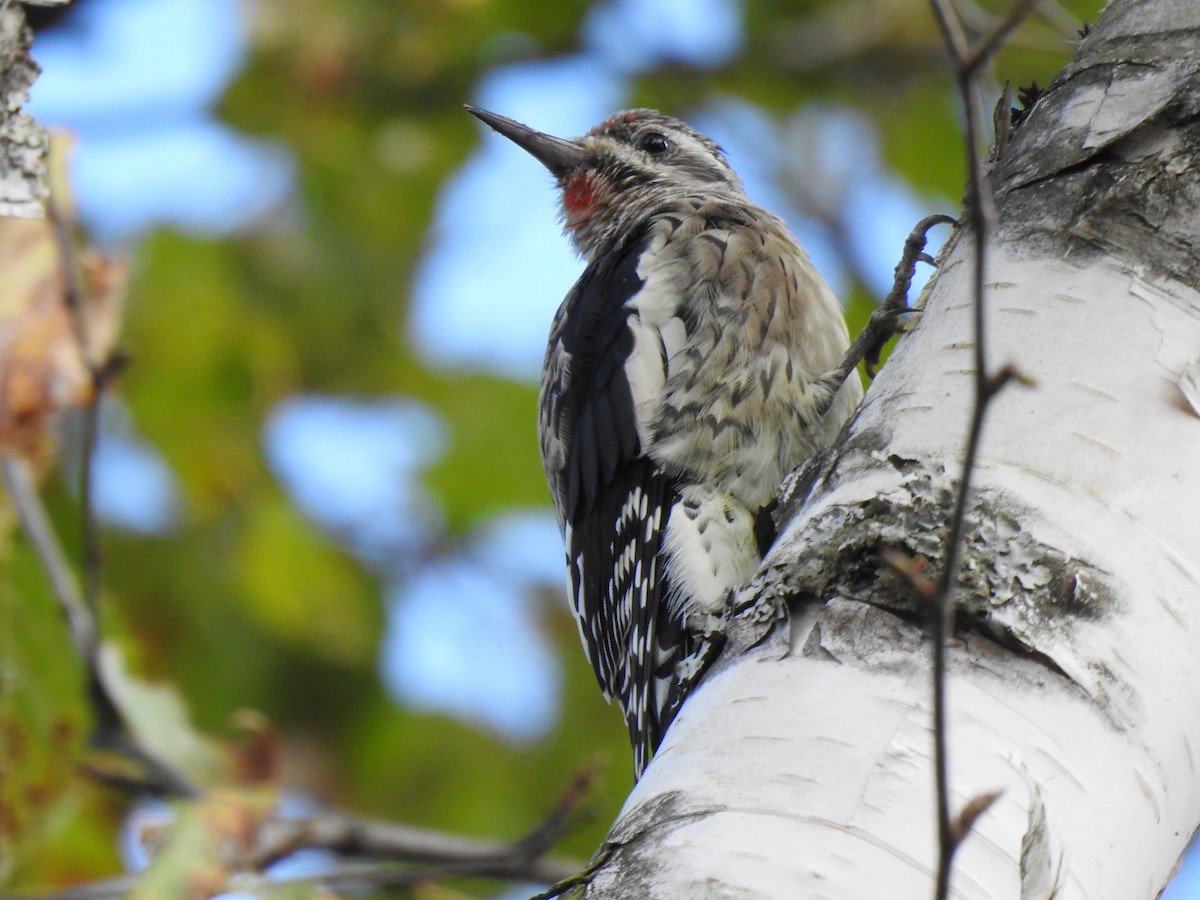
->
[467,106,864,778]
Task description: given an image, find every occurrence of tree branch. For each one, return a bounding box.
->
[926,1,1042,897]
[23,771,593,899]
[0,449,197,798]
[46,196,107,615]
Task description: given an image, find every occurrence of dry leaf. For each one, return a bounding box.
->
[0,214,125,461]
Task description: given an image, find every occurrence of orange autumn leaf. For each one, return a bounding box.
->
[0,214,125,461]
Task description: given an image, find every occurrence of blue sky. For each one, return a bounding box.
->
[29,0,293,243]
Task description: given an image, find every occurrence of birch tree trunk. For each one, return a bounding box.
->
[579,1,1200,897]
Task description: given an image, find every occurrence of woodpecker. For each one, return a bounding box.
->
[467,105,864,778]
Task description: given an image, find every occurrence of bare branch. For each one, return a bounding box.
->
[929,0,973,68]
[0,452,196,798]
[23,779,591,900]
[814,214,955,413]
[970,0,1044,74]
[932,0,1045,75]
[253,811,567,872]
[19,850,580,900]
[9,873,139,900]
[238,853,578,895]
[253,765,596,874]
[1,452,93,652]
[45,194,106,615]
[925,2,1044,898]
[865,213,957,375]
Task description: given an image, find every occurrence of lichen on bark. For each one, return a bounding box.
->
[0,3,49,218]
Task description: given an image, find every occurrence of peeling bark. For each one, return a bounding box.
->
[0,3,49,217]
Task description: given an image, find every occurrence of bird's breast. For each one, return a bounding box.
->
[622,204,858,505]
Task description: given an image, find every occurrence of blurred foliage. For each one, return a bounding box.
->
[3,0,1104,894]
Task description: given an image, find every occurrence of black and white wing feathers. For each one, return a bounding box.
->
[538,230,691,776]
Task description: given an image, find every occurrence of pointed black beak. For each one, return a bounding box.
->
[465,105,593,179]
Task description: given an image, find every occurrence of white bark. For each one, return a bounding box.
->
[580,0,1200,897]
[0,3,49,217]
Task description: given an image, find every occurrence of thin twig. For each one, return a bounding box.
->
[250,813,583,886]
[13,851,581,900]
[930,0,973,65]
[22,780,591,900]
[969,0,1045,75]
[528,844,617,900]
[510,771,590,860]
[78,740,197,799]
[252,811,576,871]
[814,213,955,416]
[45,195,104,615]
[241,854,579,895]
[25,191,192,797]
[1,453,94,652]
[253,765,596,873]
[931,2,990,889]
[0,452,195,798]
[4,873,140,900]
[925,1,1042,898]
[865,213,958,376]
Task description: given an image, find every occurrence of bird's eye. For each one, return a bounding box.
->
[639,132,670,155]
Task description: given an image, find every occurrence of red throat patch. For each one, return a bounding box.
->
[561,170,599,224]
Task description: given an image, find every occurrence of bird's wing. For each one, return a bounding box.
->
[538,231,686,774]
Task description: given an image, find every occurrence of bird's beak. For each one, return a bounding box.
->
[465,105,593,179]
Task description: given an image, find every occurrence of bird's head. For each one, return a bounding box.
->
[466,106,745,261]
